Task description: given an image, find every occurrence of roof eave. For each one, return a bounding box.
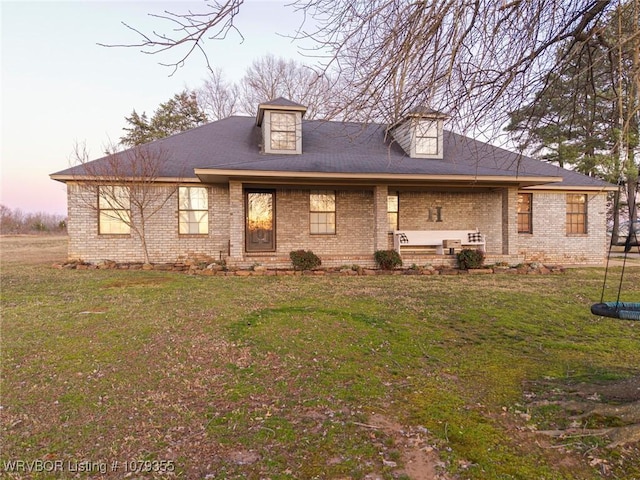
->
[49,174,200,184]
[521,183,617,192]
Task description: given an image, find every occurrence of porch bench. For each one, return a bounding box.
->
[393,230,486,255]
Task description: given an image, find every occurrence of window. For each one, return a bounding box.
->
[566,194,587,234]
[387,193,399,231]
[98,185,130,234]
[310,190,336,234]
[517,193,532,233]
[179,187,208,234]
[415,120,438,155]
[270,112,296,150]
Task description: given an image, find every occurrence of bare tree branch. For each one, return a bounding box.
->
[70,141,182,264]
[103,0,627,128]
[98,1,245,76]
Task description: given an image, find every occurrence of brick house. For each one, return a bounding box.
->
[51,98,615,268]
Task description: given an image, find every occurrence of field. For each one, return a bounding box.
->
[1,235,640,479]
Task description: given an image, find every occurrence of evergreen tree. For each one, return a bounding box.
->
[120,90,209,146]
[505,1,639,242]
[505,7,632,182]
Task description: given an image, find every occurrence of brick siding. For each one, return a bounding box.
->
[516,191,608,264]
[66,182,608,266]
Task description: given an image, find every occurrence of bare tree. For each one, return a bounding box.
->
[107,1,630,127]
[196,55,335,120]
[197,68,239,120]
[238,54,334,118]
[71,141,180,264]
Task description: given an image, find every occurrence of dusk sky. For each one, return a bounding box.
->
[1,1,306,215]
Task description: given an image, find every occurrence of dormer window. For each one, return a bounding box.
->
[415,120,439,156]
[270,112,296,150]
[256,97,307,155]
[388,107,448,159]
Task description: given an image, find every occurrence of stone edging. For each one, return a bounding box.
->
[52,260,565,276]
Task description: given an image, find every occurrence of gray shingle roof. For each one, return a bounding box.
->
[259,97,307,109]
[51,116,613,189]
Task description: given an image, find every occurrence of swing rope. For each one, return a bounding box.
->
[614,233,631,310]
[599,181,624,307]
[593,178,640,319]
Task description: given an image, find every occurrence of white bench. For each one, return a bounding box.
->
[393,230,486,255]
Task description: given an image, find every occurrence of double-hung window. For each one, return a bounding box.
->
[310,190,336,234]
[178,186,209,234]
[270,112,296,151]
[98,185,130,235]
[415,120,439,155]
[566,194,587,234]
[517,193,532,233]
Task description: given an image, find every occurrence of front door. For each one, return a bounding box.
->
[245,190,275,252]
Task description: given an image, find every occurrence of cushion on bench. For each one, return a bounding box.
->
[468,232,483,242]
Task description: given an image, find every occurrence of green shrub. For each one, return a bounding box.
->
[289,250,321,270]
[374,249,403,270]
[457,249,486,270]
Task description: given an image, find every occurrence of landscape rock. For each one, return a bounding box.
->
[53,259,567,277]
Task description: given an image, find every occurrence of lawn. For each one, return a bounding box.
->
[1,236,639,479]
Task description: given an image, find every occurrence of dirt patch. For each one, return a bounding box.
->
[585,376,640,403]
[0,234,67,265]
[522,375,640,475]
[525,375,640,409]
[361,413,452,480]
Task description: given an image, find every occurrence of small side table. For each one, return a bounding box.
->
[443,239,462,255]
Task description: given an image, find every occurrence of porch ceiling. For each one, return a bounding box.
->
[194,168,562,188]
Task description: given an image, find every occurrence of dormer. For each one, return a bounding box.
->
[388,107,449,159]
[256,97,307,154]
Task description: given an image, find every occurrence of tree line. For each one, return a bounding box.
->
[0,205,67,234]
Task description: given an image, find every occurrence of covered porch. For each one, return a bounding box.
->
[194,168,553,269]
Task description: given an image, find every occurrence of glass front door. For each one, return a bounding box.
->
[245,190,275,252]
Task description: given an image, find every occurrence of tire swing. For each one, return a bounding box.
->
[591,188,640,321]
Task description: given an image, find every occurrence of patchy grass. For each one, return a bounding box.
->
[1,238,640,478]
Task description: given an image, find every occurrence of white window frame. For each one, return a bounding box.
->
[270,112,296,151]
[412,119,443,159]
[264,111,302,154]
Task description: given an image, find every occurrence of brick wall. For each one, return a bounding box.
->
[67,182,230,263]
[66,182,608,266]
[274,188,374,256]
[517,191,608,264]
[397,189,504,253]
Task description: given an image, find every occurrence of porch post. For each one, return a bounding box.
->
[374,185,389,251]
[228,180,244,262]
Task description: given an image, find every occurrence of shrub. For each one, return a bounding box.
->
[289,250,321,270]
[457,249,486,270]
[374,249,403,270]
